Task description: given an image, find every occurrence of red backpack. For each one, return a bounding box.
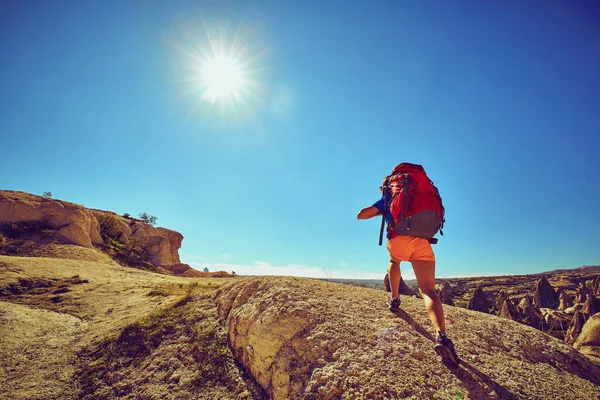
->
[382,163,445,242]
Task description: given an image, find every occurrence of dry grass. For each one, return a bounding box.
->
[0,249,263,400]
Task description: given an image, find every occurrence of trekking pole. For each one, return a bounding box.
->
[378,214,385,246]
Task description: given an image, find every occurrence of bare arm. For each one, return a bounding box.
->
[357,205,381,219]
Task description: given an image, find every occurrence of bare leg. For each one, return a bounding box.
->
[388,261,401,298]
[411,260,445,333]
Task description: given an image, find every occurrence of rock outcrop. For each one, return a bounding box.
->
[558,289,573,311]
[0,191,102,248]
[574,313,600,366]
[467,286,493,313]
[0,191,183,267]
[517,296,543,329]
[582,295,600,319]
[383,274,418,297]
[437,281,455,306]
[215,277,600,400]
[533,277,559,309]
[565,311,587,345]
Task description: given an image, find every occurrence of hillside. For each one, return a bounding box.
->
[215,276,600,399]
[0,252,260,400]
[2,247,600,399]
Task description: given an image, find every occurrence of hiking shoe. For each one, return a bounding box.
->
[434,331,460,366]
[388,296,401,312]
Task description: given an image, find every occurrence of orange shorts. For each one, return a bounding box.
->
[386,236,436,262]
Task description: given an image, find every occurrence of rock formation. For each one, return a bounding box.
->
[565,311,587,345]
[592,275,600,297]
[517,296,543,329]
[582,295,600,319]
[436,281,454,306]
[574,313,600,366]
[495,290,509,313]
[558,289,573,311]
[0,191,183,267]
[533,277,559,309]
[383,274,418,297]
[467,286,493,313]
[499,298,520,321]
[215,276,600,400]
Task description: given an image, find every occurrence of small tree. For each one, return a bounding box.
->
[42,191,52,199]
[122,213,131,218]
[138,212,157,226]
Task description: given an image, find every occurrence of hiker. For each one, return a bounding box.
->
[357,164,459,366]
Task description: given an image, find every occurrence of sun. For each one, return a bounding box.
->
[201,54,244,104]
[171,20,265,118]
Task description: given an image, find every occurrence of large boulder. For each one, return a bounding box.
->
[518,296,543,329]
[499,298,521,322]
[558,289,574,311]
[574,313,600,366]
[565,311,587,345]
[383,274,418,297]
[533,277,559,309]
[436,281,455,306]
[215,276,600,400]
[0,191,101,248]
[467,286,493,313]
[494,290,509,313]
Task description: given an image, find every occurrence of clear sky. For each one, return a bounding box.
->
[1,0,599,280]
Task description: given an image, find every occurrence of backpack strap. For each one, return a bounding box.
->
[399,174,410,223]
[378,185,392,246]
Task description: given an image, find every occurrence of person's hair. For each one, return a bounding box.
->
[380,176,390,193]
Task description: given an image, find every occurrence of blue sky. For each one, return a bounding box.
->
[1,0,599,280]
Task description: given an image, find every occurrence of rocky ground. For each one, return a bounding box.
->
[2,247,600,400]
[0,251,257,400]
[215,276,600,400]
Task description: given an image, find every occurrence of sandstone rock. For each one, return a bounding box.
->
[383,274,418,297]
[518,296,543,329]
[592,275,600,297]
[0,191,101,249]
[436,281,454,306]
[0,191,184,268]
[533,277,559,309]
[565,303,584,315]
[157,228,183,264]
[574,312,600,366]
[495,290,509,313]
[215,276,600,400]
[565,311,587,345]
[576,282,592,304]
[541,309,571,331]
[499,298,521,321]
[467,286,493,313]
[558,289,573,311]
[143,236,173,267]
[582,295,600,319]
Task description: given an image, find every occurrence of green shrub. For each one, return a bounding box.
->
[97,213,122,240]
[138,212,157,226]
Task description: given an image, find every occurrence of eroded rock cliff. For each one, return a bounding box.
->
[0,191,182,267]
